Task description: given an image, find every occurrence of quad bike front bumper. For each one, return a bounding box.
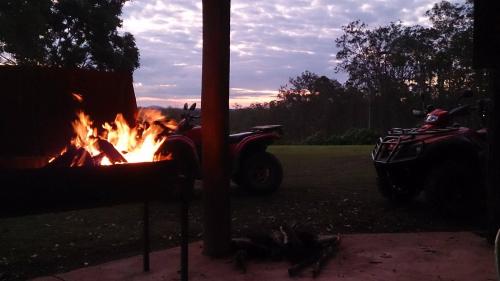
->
[372,137,426,197]
[372,136,424,164]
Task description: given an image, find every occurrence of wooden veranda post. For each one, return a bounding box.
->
[201,0,232,256]
[487,72,500,238]
[473,0,500,239]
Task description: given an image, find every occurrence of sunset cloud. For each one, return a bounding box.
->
[121,0,447,108]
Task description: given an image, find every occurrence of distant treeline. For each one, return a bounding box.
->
[158,1,488,145]
[228,0,489,144]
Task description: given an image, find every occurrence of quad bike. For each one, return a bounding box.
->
[160,103,283,194]
[371,90,490,213]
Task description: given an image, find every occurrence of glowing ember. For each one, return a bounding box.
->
[72,92,84,102]
[48,97,177,167]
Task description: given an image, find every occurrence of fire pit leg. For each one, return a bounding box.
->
[143,201,150,272]
[179,176,194,281]
[180,176,190,281]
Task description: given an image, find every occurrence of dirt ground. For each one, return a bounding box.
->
[0,145,487,281]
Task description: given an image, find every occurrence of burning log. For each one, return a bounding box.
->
[46,146,78,168]
[94,138,128,164]
[91,152,106,166]
[231,225,341,278]
[46,138,128,168]
[47,146,94,168]
[71,147,94,167]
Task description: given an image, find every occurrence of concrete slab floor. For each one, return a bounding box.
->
[33,232,496,281]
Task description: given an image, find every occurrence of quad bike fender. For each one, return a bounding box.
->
[231,132,280,174]
[162,135,201,178]
[421,135,481,167]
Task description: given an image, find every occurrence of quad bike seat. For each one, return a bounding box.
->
[251,125,283,134]
[228,132,254,144]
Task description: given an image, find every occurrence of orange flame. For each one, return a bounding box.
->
[67,108,176,166]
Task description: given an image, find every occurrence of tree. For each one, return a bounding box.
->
[425,0,474,97]
[0,0,139,72]
[274,71,362,139]
[335,21,415,129]
[334,1,478,130]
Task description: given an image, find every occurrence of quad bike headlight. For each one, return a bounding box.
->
[426,114,438,123]
[392,141,424,160]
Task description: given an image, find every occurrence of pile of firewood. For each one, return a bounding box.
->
[46,138,127,168]
[231,224,341,278]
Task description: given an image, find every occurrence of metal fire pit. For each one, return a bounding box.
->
[0,159,192,281]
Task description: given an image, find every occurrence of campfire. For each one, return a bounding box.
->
[47,93,177,168]
[0,72,194,281]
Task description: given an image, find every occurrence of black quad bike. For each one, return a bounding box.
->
[371,90,490,213]
[160,103,284,195]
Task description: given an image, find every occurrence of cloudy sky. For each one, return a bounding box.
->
[121,0,450,108]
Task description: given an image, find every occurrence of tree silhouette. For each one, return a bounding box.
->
[0,0,139,72]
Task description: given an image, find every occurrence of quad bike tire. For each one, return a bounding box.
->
[377,175,417,204]
[423,159,483,216]
[236,151,283,195]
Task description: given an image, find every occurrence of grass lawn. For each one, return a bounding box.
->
[269,145,376,189]
[0,145,483,280]
[270,145,373,156]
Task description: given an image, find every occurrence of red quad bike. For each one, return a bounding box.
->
[371,90,490,214]
[159,103,284,195]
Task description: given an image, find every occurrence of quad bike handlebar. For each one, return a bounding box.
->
[413,88,474,116]
[177,103,200,133]
[411,88,490,127]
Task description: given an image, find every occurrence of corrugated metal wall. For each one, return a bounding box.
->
[0,66,137,167]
